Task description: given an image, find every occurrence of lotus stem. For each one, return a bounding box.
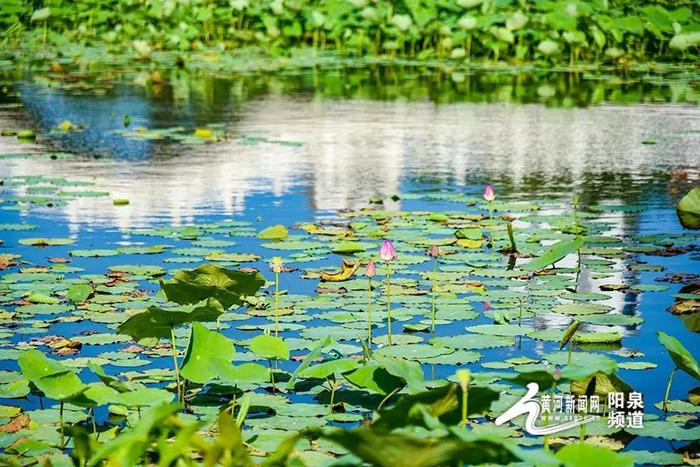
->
[568,337,575,365]
[507,220,517,253]
[580,422,585,444]
[663,368,677,414]
[431,257,438,334]
[518,298,523,327]
[377,387,401,412]
[328,378,336,417]
[89,407,97,435]
[385,264,392,346]
[170,328,182,404]
[59,401,64,449]
[229,392,237,416]
[367,278,372,353]
[461,385,468,427]
[457,370,470,427]
[269,359,276,393]
[274,270,279,338]
[488,202,495,248]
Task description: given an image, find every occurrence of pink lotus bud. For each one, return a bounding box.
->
[365,261,377,278]
[483,184,495,202]
[427,244,441,258]
[482,301,491,311]
[379,239,397,262]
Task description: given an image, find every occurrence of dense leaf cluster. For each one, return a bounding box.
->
[1,0,699,64]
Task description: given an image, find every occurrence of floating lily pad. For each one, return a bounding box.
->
[431,334,514,350]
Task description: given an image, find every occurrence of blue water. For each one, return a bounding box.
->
[0,68,698,454]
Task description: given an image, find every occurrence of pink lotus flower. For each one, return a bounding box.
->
[483,184,495,202]
[365,261,377,278]
[379,239,397,262]
[427,244,441,258]
[482,301,491,311]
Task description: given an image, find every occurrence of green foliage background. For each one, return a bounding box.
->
[1,0,699,64]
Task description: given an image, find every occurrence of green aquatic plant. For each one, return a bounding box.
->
[523,236,584,272]
[560,320,581,365]
[483,184,496,248]
[365,260,376,352]
[456,369,470,427]
[380,239,397,345]
[505,218,518,254]
[250,332,289,393]
[427,244,441,334]
[4,0,699,67]
[4,174,700,464]
[18,350,85,449]
[118,264,264,403]
[159,264,265,309]
[117,298,224,403]
[657,331,700,414]
[270,256,283,337]
[676,186,700,229]
[180,322,236,385]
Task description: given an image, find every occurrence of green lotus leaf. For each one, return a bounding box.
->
[626,451,684,466]
[160,264,264,309]
[654,399,700,413]
[626,419,700,441]
[374,383,500,431]
[555,444,633,467]
[576,314,643,326]
[116,298,224,342]
[677,188,700,228]
[211,360,270,384]
[521,236,583,272]
[89,363,133,393]
[344,363,404,395]
[658,331,700,380]
[374,356,426,394]
[249,334,289,360]
[298,358,360,380]
[180,322,236,384]
[570,372,633,398]
[19,237,75,246]
[431,333,514,350]
[305,427,553,466]
[69,249,119,257]
[18,349,86,401]
[258,224,289,240]
[113,387,174,407]
[66,284,93,303]
[467,324,534,337]
[87,403,179,465]
[331,241,373,254]
[553,302,611,315]
[373,344,452,361]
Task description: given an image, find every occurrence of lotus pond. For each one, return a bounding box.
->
[0,68,698,466]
